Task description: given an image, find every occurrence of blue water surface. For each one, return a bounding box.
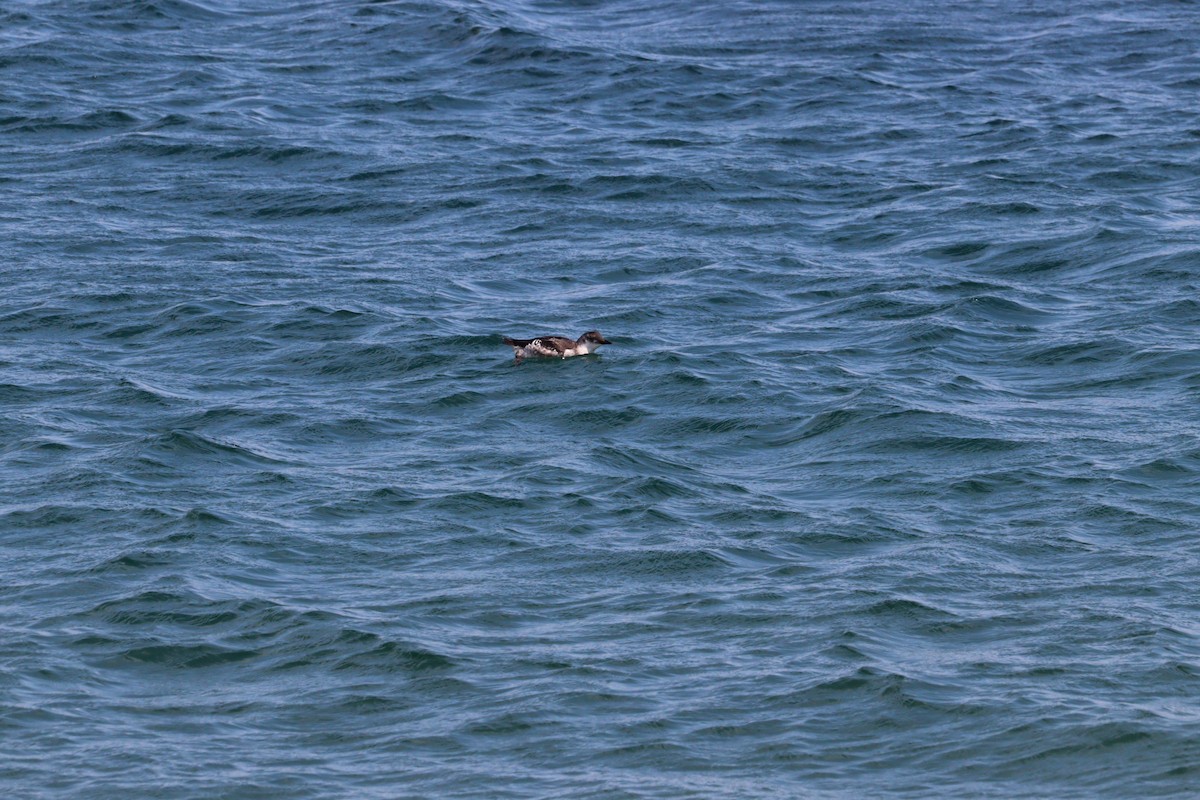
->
[3,1,1200,797]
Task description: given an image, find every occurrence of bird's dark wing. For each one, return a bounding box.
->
[530,336,572,354]
[503,334,572,356]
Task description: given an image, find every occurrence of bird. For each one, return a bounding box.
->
[502,330,611,364]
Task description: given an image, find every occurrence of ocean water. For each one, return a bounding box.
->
[3,0,1200,796]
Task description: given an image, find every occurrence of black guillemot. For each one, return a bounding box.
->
[502,330,611,363]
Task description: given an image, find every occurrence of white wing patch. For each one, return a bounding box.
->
[527,339,562,357]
